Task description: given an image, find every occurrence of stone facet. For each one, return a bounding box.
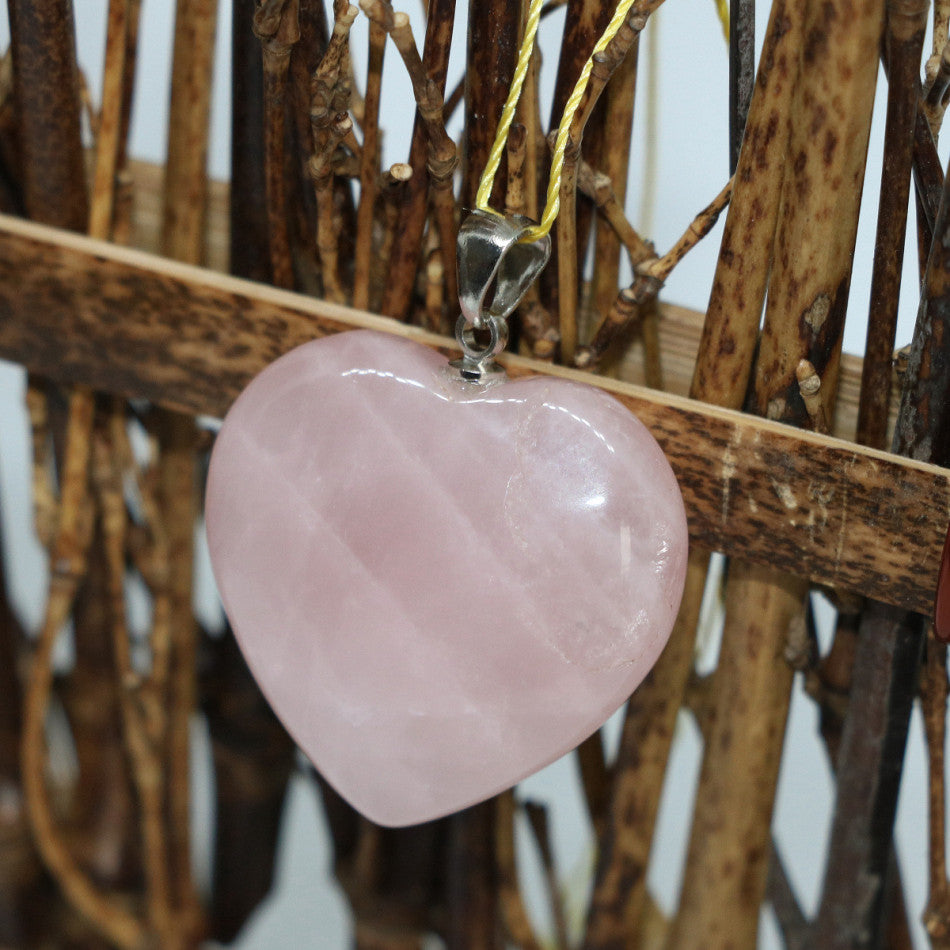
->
[205,330,688,826]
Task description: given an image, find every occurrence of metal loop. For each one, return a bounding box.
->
[456,210,552,330]
[452,314,509,381]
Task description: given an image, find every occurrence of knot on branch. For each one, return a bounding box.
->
[253,0,300,57]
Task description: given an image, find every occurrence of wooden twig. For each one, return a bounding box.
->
[728,0,754,172]
[555,2,665,363]
[352,21,386,310]
[7,0,89,231]
[665,566,803,950]
[27,383,57,549]
[380,0,456,321]
[922,635,950,946]
[111,0,142,246]
[857,0,929,449]
[925,39,950,134]
[506,124,558,360]
[201,629,295,941]
[582,556,710,950]
[766,844,810,950]
[691,0,803,408]
[93,404,177,947]
[576,732,611,837]
[424,247,445,332]
[375,163,413,311]
[231,0,273,283]
[577,177,732,369]
[310,109,354,302]
[796,359,830,435]
[362,4,458,323]
[522,801,569,950]
[158,5,220,936]
[589,36,639,351]
[22,391,145,950]
[254,0,301,288]
[446,803,499,950]
[162,0,217,264]
[460,0,517,211]
[495,791,543,950]
[753,0,884,425]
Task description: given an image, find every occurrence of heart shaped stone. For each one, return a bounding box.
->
[205,330,688,826]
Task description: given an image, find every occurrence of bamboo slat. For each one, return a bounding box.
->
[0,214,945,616]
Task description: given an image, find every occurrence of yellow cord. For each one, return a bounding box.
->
[475,0,639,243]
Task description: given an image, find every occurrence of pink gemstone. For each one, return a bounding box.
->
[205,330,688,826]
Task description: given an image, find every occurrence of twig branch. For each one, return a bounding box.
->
[352,21,385,310]
[495,791,544,950]
[922,634,950,946]
[361,2,459,322]
[254,0,301,288]
[576,177,732,369]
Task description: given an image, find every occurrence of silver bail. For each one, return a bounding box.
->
[453,210,552,380]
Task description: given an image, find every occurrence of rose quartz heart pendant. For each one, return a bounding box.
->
[205,329,688,826]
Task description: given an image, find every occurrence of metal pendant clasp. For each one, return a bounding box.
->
[452,210,551,381]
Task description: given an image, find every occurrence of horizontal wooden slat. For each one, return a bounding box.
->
[0,213,946,614]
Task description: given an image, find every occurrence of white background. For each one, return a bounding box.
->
[0,1,945,947]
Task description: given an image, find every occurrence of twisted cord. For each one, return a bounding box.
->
[475,0,638,242]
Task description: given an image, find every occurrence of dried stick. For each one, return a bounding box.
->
[577,176,732,369]
[27,384,57,549]
[7,0,89,231]
[202,630,295,941]
[796,359,830,435]
[232,0,273,282]
[380,0,457,321]
[664,567,804,950]
[589,37,639,346]
[162,0,218,264]
[446,803,499,950]
[362,4,459,319]
[424,246,444,332]
[254,0,301,288]
[925,40,950,134]
[576,732,611,837]
[767,845,810,950]
[495,791,543,950]
[310,109,354,302]
[582,556,709,950]
[857,0,930,449]
[507,126,557,358]
[22,391,145,950]
[309,3,357,302]
[922,636,950,946]
[556,2,665,363]
[110,0,142,247]
[460,0,517,211]
[158,6,219,937]
[691,0,803,407]
[729,0,755,171]
[753,0,884,425]
[375,163,413,311]
[926,0,950,134]
[523,801,569,950]
[353,21,386,310]
[90,0,131,240]
[93,405,177,947]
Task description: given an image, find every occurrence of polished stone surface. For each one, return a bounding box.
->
[205,330,688,826]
